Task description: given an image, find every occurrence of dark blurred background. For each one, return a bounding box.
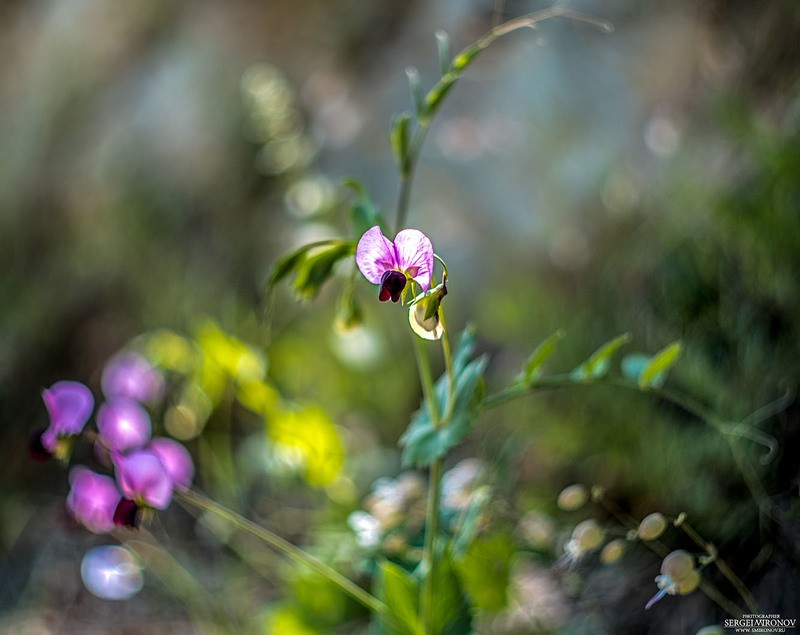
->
[1,0,799,633]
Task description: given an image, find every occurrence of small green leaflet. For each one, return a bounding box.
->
[517,329,565,385]
[400,329,488,468]
[343,178,387,238]
[435,30,452,76]
[268,240,355,302]
[377,561,423,635]
[390,112,412,177]
[571,333,632,381]
[454,532,514,613]
[639,341,682,388]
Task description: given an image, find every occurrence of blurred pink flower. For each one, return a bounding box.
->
[97,399,152,452]
[149,437,194,489]
[102,353,164,403]
[66,467,121,534]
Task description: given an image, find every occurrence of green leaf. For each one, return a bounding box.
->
[390,112,413,177]
[421,72,459,123]
[435,30,452,76]
[377,561,423,635]
[268,240,355,302]
[400,329,488,467]
[451,487,490,558]
[571,333,632,381]
[518,329,565,385]
[292,241,355,301]
[405,67,425,117]
[455,532,515,613]
[343,178,387,237]
[431,551,473,635]
[639,341,682,388]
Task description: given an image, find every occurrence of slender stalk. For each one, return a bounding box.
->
[421,457,443,633]
[396,126,430,233]
[483,374,775,519]
[412,319,456,633]
[676,517,760,613]
[175,488,386,616]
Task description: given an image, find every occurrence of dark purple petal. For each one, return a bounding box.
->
[113,499,141,529]
[102,353,164,403]
[29,428,52,461]
[114,450,173,510]
[41,381,94,449]
[97,399,152,452]
[356,226,397,285]
[393,229,434,291]
[379,270,407,303]
[66,468,121,534]
[149,437,194,489]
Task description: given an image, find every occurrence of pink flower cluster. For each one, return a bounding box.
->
[32,353,193,532]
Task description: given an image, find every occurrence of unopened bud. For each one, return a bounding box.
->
[571,519,604,553]
[661,550,695,582]
[557,484,588,511]
[600,539,626,564]
[637,512,667,541]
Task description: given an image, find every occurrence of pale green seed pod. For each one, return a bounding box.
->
[661,549,695,582]
[600,538,626,564]
[637,512,668,541]
[557,484,589,511]
[572,519,604,552]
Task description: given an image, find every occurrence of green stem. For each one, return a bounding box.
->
[421,457,443,634]
[676,517,761,614]
[483,374,774,519]
[396,126,430,233]
[412,322,454,634]
[175,488,386,616]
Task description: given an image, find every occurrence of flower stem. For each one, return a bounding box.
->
[675,516,761,613]
[175,488,386,616]
[484,374,775,519]
[412,329,452,634]
[396,125,429,233]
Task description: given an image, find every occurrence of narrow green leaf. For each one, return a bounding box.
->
[293,242,354,301]
[431,551,473,635]
[400,328,487,467]
[455,532,515,613]
[519,329,565,384]
[435,30,452,75]
[268,243,316,287]
[390,112,413,177]
[571,333,632,380]
[452,487,490,557]
[405,67,425,116]
[639,341,682,388]
[422,72,458,123]
[343,178,387,237]
[378,561,423,635]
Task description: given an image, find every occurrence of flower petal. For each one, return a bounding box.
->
[102,353,164,403]
[67,467,121,534]
[42,381,94,441]
[97,399,152,452]
[393,229,433,291]
[149,437,194,489]
[356,226,397,284]
[114,450,173,510]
